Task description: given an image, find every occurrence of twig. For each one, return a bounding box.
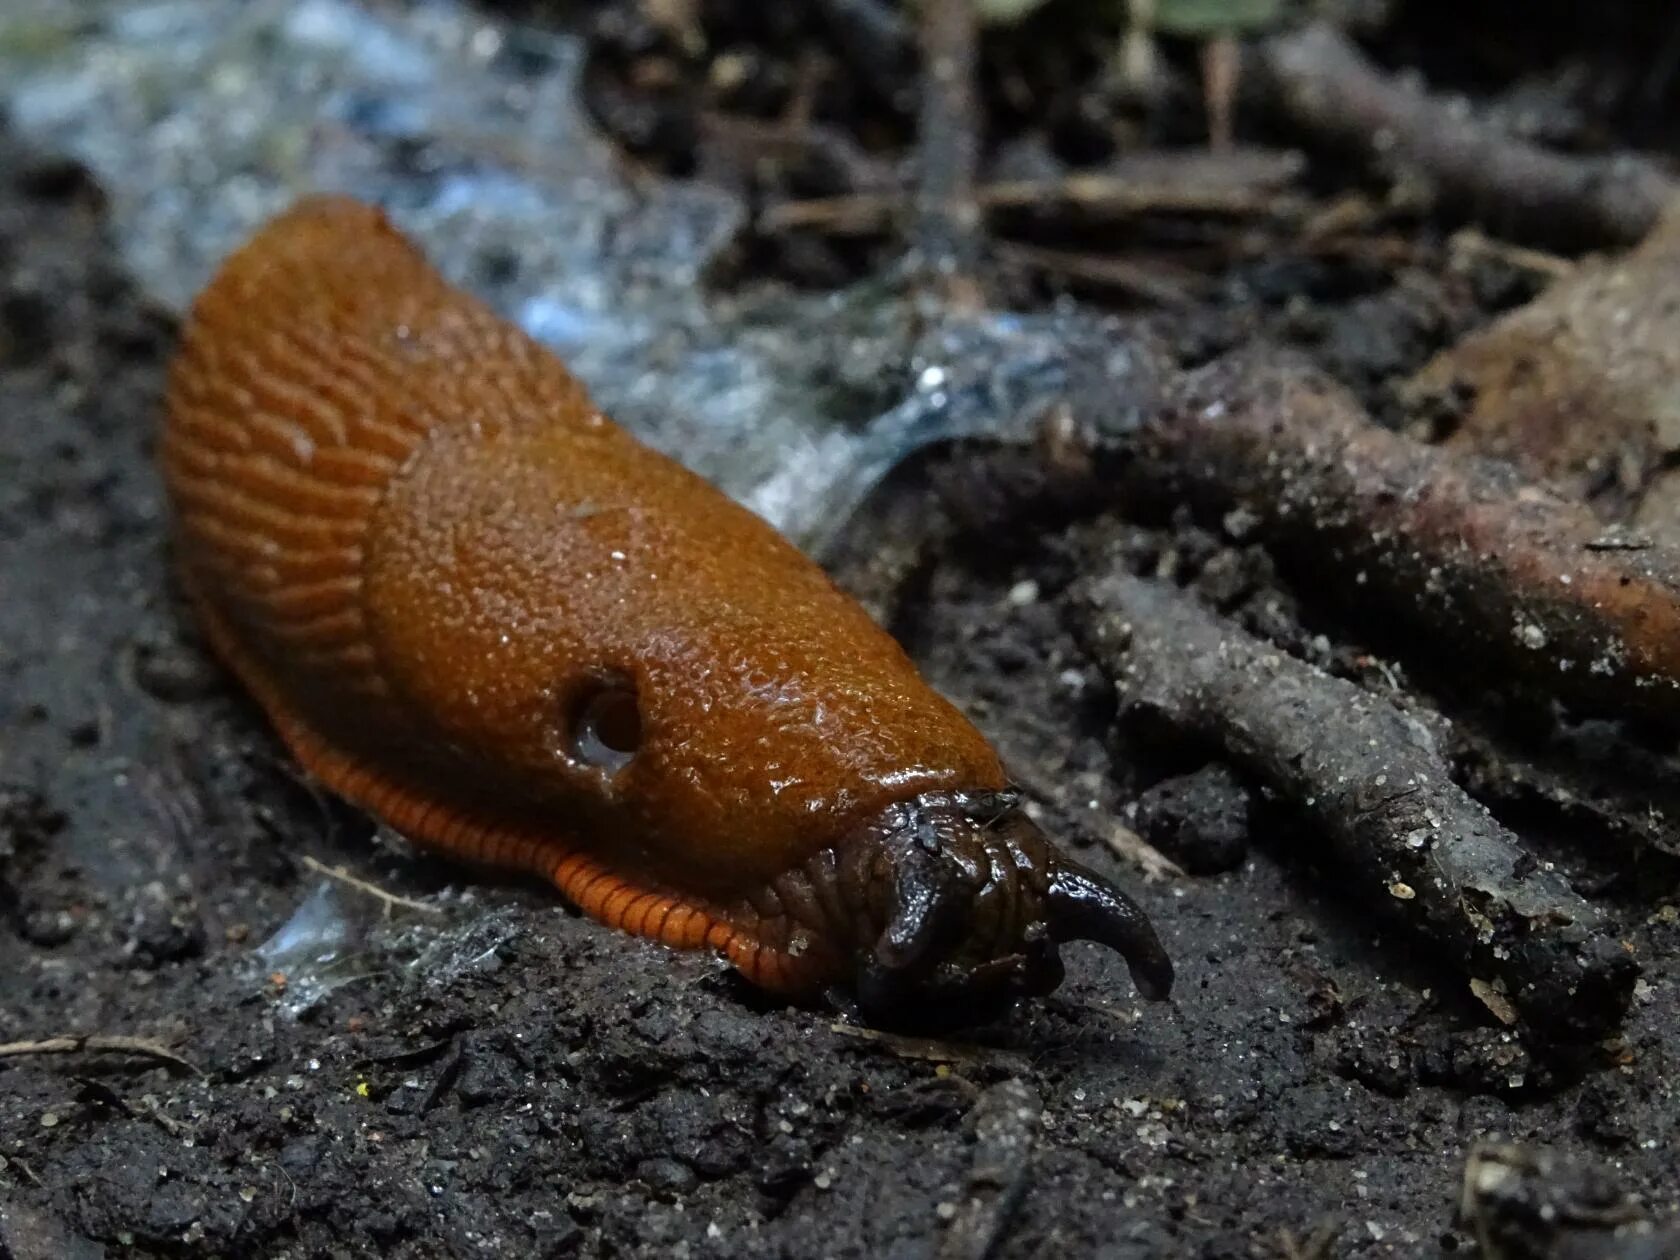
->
[1093,350,1680,725]
[1448,228,1574,280]
[140,1094,190,1136]
[74,1077,191,1136]
[0,1034,202,1076]
[993,240,1202,307]
[1255,23,1678,250]
[760,159,1304,236]
[1006,760,1185,880]
[1202,34,1240,151]
[827,1021,1021,1068]
[987,146,1307,212]
[299,854,443,917]
[1067,573,1638,1041]
[980,172,1295,218]
[914,0,985,306]
[1100,820,1185,882]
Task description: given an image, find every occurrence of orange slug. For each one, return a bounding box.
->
[162,196,1171,1025]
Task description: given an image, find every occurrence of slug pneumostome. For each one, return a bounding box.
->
[163,196,1172,1024]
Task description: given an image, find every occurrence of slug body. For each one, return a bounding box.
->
[163,197,1171,1024]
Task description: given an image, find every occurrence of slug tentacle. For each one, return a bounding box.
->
[163,195,1172,1026]
[749,790,1172,1029]
[1045,859,1175,1001]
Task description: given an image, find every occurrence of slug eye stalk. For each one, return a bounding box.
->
[1043,858,1175,1001]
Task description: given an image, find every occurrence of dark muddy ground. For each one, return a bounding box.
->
[7,3,1680,1258]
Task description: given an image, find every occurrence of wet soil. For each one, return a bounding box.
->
[5,6,1680,1259]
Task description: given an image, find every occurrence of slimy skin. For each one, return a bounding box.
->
[162,196,1171,1025]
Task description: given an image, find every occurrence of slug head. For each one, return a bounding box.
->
[799,789,1174,1029]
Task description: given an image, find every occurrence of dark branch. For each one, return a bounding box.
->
[913,0,984,304]
[1255,23,1677,251]
[1067,572,1637,1042]
[1091,350,1680,726]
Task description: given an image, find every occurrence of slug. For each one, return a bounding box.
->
[162,196,1172,1025]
